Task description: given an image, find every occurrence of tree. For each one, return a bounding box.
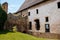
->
[0,4,7,31]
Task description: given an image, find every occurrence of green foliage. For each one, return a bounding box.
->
[0,4,7,30]
[13,26,17,32]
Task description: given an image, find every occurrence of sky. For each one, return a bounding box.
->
[0,0,25,13]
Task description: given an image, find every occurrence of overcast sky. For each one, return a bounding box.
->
[0,0,25,13]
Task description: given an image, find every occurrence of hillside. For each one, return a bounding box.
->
[0,32,46,40]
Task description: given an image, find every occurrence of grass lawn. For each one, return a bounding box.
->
[0,31,46,40]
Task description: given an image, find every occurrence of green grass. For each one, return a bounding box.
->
[0,31,46,40]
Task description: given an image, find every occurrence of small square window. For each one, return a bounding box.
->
[23,15,24,16]
[36,9,38,14]
[28,12,30,16]
[21,12,22,15]
[3,6,5,9]
[45,17,49,22]
[57,2,60,8]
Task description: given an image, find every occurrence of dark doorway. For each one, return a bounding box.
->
[29,22,32,30]
[45,24,50,32]
[34,19,40,30]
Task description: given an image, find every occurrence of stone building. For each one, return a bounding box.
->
[1,0,60,38]
[15,0,60,38]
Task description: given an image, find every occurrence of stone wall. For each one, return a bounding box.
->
[28,31,60,39]
[4,13,28,32]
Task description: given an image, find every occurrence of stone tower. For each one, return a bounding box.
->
[2,2,8,13]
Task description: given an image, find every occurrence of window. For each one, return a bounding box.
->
[21,12,22,15]
[23,15,24,16]
[36,9,38,14]
[28,12,30,16]
[57,2,60,8]
[29,22,32,30]
[45,17,49,22]
[34,19,40,30]
[45,24,50,32]
[3,6,5,9]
